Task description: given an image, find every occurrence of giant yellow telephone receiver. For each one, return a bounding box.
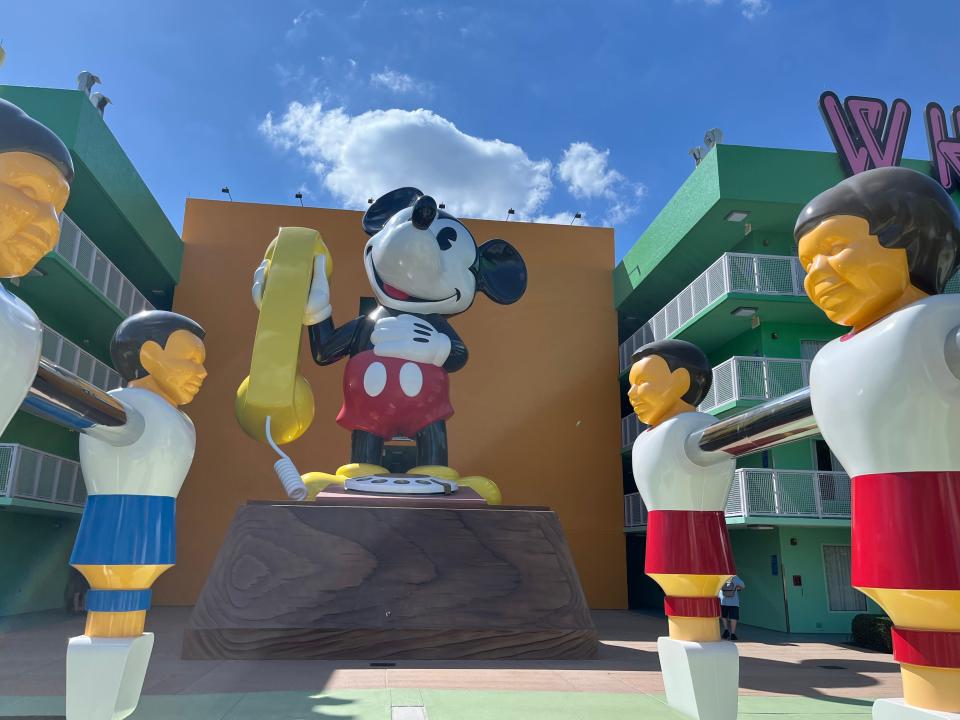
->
[235,227,332,445]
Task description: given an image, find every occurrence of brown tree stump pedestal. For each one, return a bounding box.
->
[182,499,598,660]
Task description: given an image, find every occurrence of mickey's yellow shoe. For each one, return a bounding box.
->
[407,465,502,505]
[301,471,344,496]
[336,463,389,478]
[456,476,502,505]
[408,465,460,481]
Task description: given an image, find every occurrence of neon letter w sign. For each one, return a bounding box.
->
[819,92,911,175]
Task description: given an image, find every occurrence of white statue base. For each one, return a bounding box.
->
[66,633,154,720]
[875,699,960,720]
[658,636,739,720]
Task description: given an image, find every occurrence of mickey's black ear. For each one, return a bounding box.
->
[473,239,527,305]
[362,187,423,235]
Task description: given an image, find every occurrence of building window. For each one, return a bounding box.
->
[822,545,867,612]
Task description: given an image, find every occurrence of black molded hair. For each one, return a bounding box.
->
[631,339,712,406]
[0,99,74,183]
[794,166,960,295]
[110,311,206,381]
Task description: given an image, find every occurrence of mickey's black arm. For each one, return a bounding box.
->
[308,316,363,366]
[430,315,468,373]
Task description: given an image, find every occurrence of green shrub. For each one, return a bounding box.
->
[851,613,893,653]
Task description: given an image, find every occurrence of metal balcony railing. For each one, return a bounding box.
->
[0,443,87,508]
[619,258,960,373]
[725,468,850,519]
[946,273,960,294]
[698,356,811,414]
[56,214,154,318]
[619,253,807,371]
[42,324,122,392]
[622,356,813,449]
[623,468,851,530]
[621,414,645,449]
[624,492,648,529]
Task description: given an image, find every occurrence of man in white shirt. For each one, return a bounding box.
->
[719,575,745,641]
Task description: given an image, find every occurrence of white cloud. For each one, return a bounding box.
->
[605,187,648,225]
[677,0,770,19]
[260,102,553,219]
[286,9,323,41]
[557,142,645,224]
[558,142,625,199]
[739,0,769,18]
[370,69,420,94]
[531,211,586,226]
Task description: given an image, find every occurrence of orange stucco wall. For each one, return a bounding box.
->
[155,198,627,608]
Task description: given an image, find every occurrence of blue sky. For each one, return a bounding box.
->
[3,0,959,260]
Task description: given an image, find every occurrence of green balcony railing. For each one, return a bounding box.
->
[699,356,811,414]
[623,468,851,530]
[622,356,812,449]
[57,214,153,318]
[0,443,86,508]
[42,324,122,392]
[619,253,806,371]
[725,468,851,519]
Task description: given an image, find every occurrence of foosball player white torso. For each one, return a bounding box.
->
[628,339,739,720]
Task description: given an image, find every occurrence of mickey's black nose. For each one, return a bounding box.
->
[411,195,438,230]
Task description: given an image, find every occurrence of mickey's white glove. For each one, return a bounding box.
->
[303,254,332,324]
[371,314,451,367]
[251,255,332,325]
[251,260,268,309]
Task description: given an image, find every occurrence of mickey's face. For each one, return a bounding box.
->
[361,187,528,316]
[364,196,478,315]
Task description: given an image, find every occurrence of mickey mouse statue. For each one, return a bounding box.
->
[250,187,526,503]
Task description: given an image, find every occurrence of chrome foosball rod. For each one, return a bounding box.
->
[695,387,818,458]
[20,357,127,432]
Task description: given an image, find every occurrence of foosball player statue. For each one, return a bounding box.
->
[0,98,73,435]
[238,187,526,504]
[796,166,960,720]
[66,311,207,720]
[628,339,738,720]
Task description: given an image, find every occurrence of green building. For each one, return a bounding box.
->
[616,144,960,634]
[0,85,183,617]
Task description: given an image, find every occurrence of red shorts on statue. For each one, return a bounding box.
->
[337,351,454,440]
[645,510,736,576]
[852,472,960,590]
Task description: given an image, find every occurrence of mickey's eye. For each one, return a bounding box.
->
[436,226,457,251]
